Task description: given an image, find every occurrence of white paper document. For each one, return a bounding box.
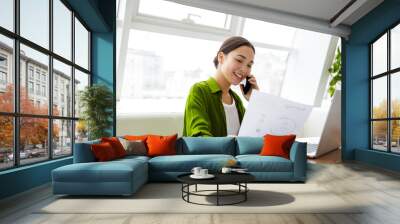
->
[238,90,313,137]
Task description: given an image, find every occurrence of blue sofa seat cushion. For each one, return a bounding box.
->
[53,159,147,183]
[149,154,235,172]
[236,155,293,172]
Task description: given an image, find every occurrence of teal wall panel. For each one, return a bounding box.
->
[343,0,400,172]
[0,158,72,199]
[91,31,115,136]
[355,148,400,172]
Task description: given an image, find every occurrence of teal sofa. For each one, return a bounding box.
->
[52,137,307,196]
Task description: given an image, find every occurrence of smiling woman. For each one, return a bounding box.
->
[183,36,259,137]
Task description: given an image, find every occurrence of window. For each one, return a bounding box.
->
[28,67,34,80]
[20,0,49,49]
[118,0,333,114]
[28,81,34,94]
[53,0,72,60]
[392,24,400,70]
[0,54,7,67]
[75,18,89,69]
[74,69,89,119]
[41,73,46,82]
[371,23,400,154]
[54,89,58,104]
[53,59,72,117]
[0,71,6,85]
[0,116,13,170]
[19,117,49,165]
[36,84,40,95]
[0,1,91,170]
[0,0,14,32]
[35,70,41,81]
[0,35,13,112]
[53,119,72,158]
[0,53,8,89]
[21,44,49,116]
[42,85,46,97]
[138,0,231,29]
[243,18,296,48]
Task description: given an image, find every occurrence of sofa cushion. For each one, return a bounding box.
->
[236,137,263,155]
[52,159,147,183]
[119,138,147,156]
[91,142,118,161]
[148,154,235,172]
[147,134,177,157]
[236,155,293,172]
[260,134,296,159]
[101,137,127,158]
[177,137,236,155]
[124,135,148,141]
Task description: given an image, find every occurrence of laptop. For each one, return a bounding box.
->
[297,90,341,158]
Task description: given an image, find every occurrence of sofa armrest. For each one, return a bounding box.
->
[73,140,100,163]
[289,141,307,181]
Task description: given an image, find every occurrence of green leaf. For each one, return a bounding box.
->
[327,47,342,98]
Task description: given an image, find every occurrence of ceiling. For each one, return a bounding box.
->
[225,0,382,26]
[167,0,384,38]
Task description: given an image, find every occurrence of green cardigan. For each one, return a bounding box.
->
[183,77,246,137]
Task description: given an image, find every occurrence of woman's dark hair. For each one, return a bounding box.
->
[213,36,255,68]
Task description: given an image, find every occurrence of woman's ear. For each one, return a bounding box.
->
[217,52,225,65]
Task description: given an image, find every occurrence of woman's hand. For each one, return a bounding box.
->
[240,74,259,101]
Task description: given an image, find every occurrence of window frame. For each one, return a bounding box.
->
[0,0,92,171]
[135,0,233,32]
[370,20,400,154]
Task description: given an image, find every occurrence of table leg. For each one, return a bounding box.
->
[217,184,219,206]
[245,183,247,201]
[188,184,190,202]
[195,184,197,192]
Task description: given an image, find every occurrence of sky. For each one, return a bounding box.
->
[0,0,88,70]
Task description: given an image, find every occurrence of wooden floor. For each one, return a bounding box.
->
[1,150,400,224]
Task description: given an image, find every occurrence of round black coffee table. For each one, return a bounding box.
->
[177,173,255,206]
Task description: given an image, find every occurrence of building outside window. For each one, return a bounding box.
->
[0,0,91,170]
[0,54,7,90]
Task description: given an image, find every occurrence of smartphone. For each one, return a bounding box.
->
[242,77,251,94]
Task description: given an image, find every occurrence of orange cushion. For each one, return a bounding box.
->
[259,134,296,159]
[91,142,117,161]
[124,135,148,142]
[101,137,127,158]
[146,134,178,157]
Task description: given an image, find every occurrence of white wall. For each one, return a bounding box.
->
[117,113,184,136]
[116,107,332,138]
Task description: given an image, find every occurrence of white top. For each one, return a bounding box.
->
[223,99,240,136]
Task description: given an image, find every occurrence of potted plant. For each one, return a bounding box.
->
[328,48,342,97]
[79,84,113,140]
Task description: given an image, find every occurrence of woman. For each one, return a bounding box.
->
[183,36,259,137]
